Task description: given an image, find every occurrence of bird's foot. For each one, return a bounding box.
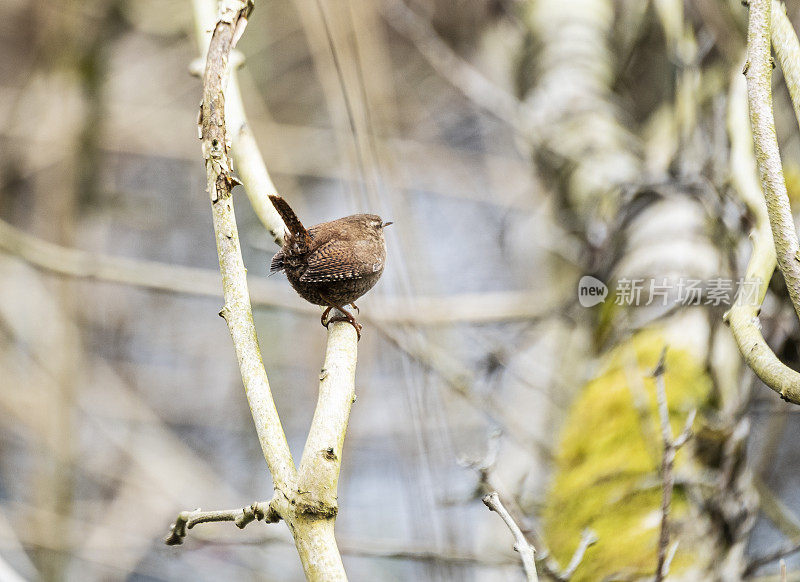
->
[323,306,362,340]
[321,306,334,327]
[350,302,359,314]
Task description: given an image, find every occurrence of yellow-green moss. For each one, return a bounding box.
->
[594,295,619,348]
[783,163,800,211]
[542,331,712,581]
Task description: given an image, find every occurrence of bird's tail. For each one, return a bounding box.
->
[269,195,311,249]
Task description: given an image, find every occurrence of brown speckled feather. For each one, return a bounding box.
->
[300,239,385,283]
[270,250,285,273]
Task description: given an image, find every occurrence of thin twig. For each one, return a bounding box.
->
[744,537,800,576]
[378,0,524,129]
[754,475,800,539]
[483,492,539,582]
[561,529,599,580]
[652,348,696,582]
[164,502,279,546]
[462,431,591,581]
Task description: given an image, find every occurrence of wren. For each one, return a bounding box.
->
[268,195,391,337]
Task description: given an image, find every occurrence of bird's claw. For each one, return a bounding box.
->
[324,314,362,340]
[321,302,362,340]
[325,315,364,340]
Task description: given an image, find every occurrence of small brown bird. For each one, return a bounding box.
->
[269,195,391,337]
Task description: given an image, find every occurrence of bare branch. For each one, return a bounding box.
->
[652,349,695,582]
[725,71,800,402]
[295,321,358,517]
[663,542,679,579]
[771,0,800,132]
[164,502,279,546]
[378,0,524,129]
[189,1,354,577]
[482,492,539,582]
[744,537,800,576]
[198,0,296,493]
[0,216,303,313]
[561,529,599,580]
[462,431,590,581]
[674,409,697,449]
[745,0,800,324]
[754,475,800,539]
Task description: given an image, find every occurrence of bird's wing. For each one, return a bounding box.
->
[299,239,384,283]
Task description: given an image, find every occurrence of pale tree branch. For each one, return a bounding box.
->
[295,321,358,517]
[482,492,539,582]
[225,73,286,245]
[725,71,800,403]
[198,0,296,494]
[178,1,354,578]
[652,348,696,582]
[0,216,303,312]
[192,0,285,245]
[745,0,800,324]
[771,0,800,132]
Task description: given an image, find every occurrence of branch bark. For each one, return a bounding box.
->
[180,1,357,578]
[725,73,800,402]
[296,324,357,515]
[164,502,279,546]
[745,0,800,324]
[199,0,296,495]
[771,0,800,132]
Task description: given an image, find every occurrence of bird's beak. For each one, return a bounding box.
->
[382,221,393,228]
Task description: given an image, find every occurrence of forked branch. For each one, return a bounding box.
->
[164,1,362,579]
[652,349,696,582]
[483,492,539,582]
